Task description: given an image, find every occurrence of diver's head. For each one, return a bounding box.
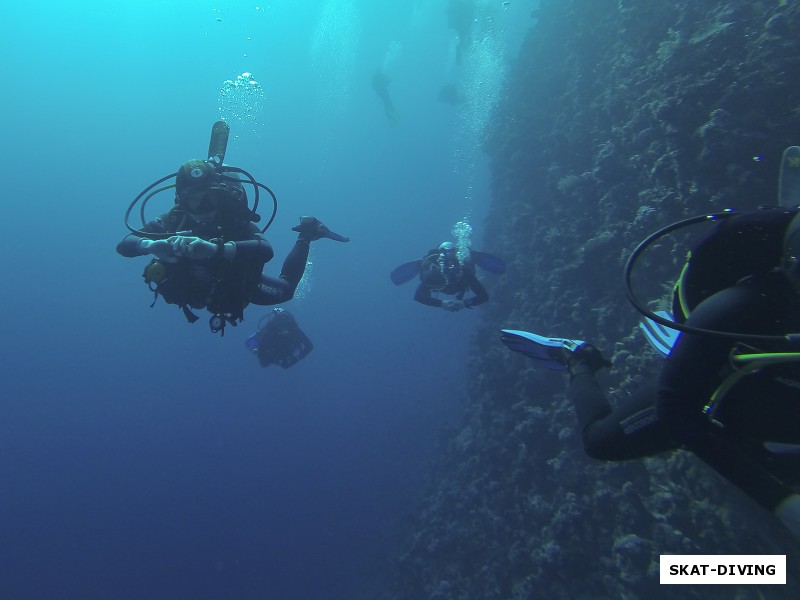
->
[782,211,800,286]
[437,241,462,280]
[270,307,294,324]
[271,307,289,320]
[175,159,226,215]
[438,241,456,254]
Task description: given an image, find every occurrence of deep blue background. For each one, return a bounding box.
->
[0,1,533,598]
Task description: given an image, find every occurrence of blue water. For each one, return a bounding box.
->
[0,1,534,598]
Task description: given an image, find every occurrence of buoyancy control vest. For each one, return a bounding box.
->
[672,206,799,322]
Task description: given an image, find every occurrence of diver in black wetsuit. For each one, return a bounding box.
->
[372,68,399,124]
[117,158,348,333]
[245,308,313,369]
[414,242,489,311]
[446,0,475,65]
[502,207,800,539]
[391,241,505,311]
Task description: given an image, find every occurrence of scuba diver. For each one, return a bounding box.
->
[244,308,313,369]
[391,242,506,311]
[117,121,349,335]
[500,164,800,539]
[446,0,475,65]
[438,83,464,107]
[372,68,399,125]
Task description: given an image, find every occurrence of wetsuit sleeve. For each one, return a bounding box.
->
[414,283,442,307]
[116,217,169,257]
[229,236,274,266]
[464,274,489,308]
[249,239,310,306]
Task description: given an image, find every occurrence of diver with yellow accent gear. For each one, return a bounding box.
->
[116,121,349,335]
[501,148,800,540]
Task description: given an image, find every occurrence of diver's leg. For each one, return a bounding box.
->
[278,238,310,289]
[250,239,310,305]
[570,373,675,461]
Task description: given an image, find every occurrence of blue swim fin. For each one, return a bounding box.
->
[500,329,585,370]
[244,333,260,352]
[471,250,507,274]
[639,310,681,357]
[390,260,422,285]
[763,441,800,455]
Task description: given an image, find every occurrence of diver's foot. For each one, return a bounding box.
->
[292,216,325,241]
[500,330,586,371]
[563,343,612,375]
[292,216,350,242]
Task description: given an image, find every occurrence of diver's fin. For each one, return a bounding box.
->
[390,260,422,285]
[208,120,230,164]
[500,329,585,371]
[763,441,800,455]
[321,227,350,242]
[291,216,350,242]
[244,333,259,352]
[472,250,507,274]
[639,310,681,357]
[779,146,800,207]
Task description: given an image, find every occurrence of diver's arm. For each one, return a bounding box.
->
[224,238,274,265]
[464,275,489,308]
[117,234,152,258]
[116,217,169,257]
[414,284,442,307]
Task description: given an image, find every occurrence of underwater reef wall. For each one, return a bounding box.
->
[395,1,800,598]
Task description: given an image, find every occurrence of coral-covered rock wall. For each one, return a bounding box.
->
[394,1,800,598]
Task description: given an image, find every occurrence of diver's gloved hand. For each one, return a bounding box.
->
[441,299,466,312]
[167,236,219,260]
[568,344,612,376]
[292,216,350,242]
[139,238,178,263]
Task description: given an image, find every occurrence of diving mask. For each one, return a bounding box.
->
[182,186,227,214]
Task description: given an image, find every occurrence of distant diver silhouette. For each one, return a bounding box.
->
[438,83,464,106]
[446,0,475,64]
[372,68,399,125]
